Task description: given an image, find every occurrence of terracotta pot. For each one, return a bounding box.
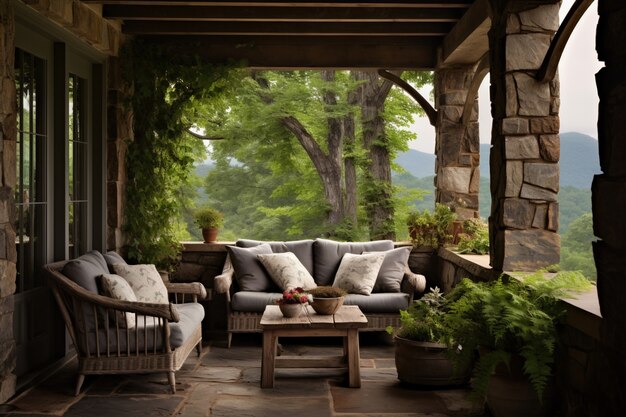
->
[394,337,471,386]
[279,303,304,318]
[202,227,218,243]
[311,296,344,315]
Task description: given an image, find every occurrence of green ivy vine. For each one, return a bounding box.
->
[122,39,240,270]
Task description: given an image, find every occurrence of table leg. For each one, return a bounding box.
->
[345,329,361,388]
[261,330,277,388]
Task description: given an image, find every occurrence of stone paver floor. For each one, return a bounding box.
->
[0,334,487,417]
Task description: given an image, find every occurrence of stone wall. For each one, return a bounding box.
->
[0,0,17,403]
[434,66,480,220]
[173,243,438,338]
[488,1,561,271]
[106,55,132,251]
[581,0,626,414]
[437,248,499,293]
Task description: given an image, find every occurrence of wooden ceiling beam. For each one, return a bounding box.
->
[151,36,440,69]
[103,5,465,22]
[121,20,454,35]
[441,0,490,65]
[86,0,473,8]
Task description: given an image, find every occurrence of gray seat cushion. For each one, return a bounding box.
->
[344,293,410,314]
[85,303,204,354]
[232,291,283,312]
[236,239,315,276]
[313,239,394,286]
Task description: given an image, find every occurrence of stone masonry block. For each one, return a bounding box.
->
[0,373,16,404]
[539,134,560,162]
[72,2,102,44]
[530,116,560,134]
[505,135,540,159]
[506,13,521,34]
[0,260,15,298]
[514,73,551,117]
[503,198,534,229]
[532,204,548,229]
[548,202,559,231]
[505,161,524,197]
[2,139,15,188]
[502,228,560,271]
[439,91,467,106]
[520,183,558,202]
[592,175,626,249]
[551,97,560,115]
[505,74,518,116]
[519,4,560,32]
[469,167,480,194]
[440,167,472,194]
[501,117,530,135]
[524,162,559,192]
[506,33,551,71]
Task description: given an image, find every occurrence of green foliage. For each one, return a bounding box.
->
[407,203,456,248]
[457,218,490,255]
[123,39,239,270]
[560,212,596,281]
[388,287,450,344]
[194,207,224,229]
[445,272,592,400]
[308,286,347,298]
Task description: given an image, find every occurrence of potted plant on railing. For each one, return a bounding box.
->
[445,272,592,417]
[308,286,347,315]
[386,287,471,386]
[456,218,490,255]
[194,207,224,243]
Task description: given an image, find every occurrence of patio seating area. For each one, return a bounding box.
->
[0,335,485,417]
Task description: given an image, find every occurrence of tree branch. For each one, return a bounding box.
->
[186,129,224,141]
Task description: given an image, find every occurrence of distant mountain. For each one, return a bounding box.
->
[396,132,599,190]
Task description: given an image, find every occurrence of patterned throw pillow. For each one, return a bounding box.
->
[100,273,137,328]
[332,253,386,296]
[112,264,169,304]
[257,252,317,291]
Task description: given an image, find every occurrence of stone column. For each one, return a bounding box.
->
[488,1,561,271]
[0,0,17,403]
[106,55,132,252]
[434,66,480,220]
[586,0,626,414]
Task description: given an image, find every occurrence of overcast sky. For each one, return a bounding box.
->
[408,0,602,154]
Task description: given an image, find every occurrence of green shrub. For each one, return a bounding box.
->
[194,207,224,229]
[387,287,450,344]
[457,218,489,255]
[406,204,456,248]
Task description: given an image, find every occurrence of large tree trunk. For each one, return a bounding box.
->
[353,71,397,240]
[343,86,358,227]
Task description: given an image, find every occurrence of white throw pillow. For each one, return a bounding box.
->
[257,252,317,291]
[332,252,386,295]
[101,273,137,328]
[112,264,169,304]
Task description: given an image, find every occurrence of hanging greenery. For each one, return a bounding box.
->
[122,39,240,270]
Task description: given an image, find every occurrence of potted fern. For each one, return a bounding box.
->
[194,207,224,243]
[445,272,592,417]
[387,287,470,386]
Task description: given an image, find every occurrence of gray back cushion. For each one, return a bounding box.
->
[236,239,315,275]
[227,243,275,291]
[368,246,412,293]
[103,251,127,272]
[313,239,394,286]
[62,251,109,294]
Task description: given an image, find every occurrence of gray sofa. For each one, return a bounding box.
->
[214,239,426,347]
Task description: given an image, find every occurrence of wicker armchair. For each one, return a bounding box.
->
[45,260,207,395]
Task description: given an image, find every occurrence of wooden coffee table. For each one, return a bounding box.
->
[259,304,368,388]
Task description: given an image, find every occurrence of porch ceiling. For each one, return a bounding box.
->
[83,0,489,69]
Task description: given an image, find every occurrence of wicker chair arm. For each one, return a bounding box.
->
[401,266,427,296]
[165,282,207,300]
[45,263,180,322]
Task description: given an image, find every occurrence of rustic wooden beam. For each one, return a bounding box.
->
[153,36,439,69]
[104,5,465,21]
[462,52,489,126]
[535,0,594,83]
[88,0,473,8]
[377,69,437,126]
[121,20,454,35]
[441,0,490,65]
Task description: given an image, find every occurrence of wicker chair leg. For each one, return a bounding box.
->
[75,374,85,396]
[167,372,176,394]
[196,340,202,357]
